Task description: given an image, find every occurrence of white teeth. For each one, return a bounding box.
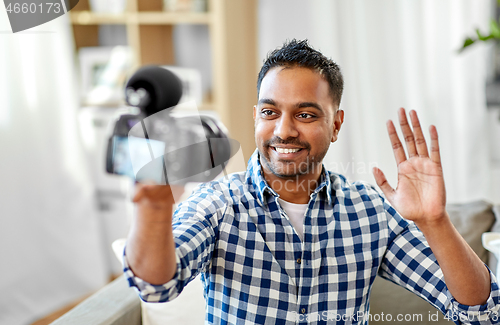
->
[275,147,300,154]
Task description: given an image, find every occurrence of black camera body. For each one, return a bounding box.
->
[105,65,237,185]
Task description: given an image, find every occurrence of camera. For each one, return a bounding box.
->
[105,65,238,185]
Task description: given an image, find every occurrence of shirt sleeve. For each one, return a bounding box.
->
[123,182,228,303]
[379,219,500,325]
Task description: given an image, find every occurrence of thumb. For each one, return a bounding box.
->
[372,167,395,201]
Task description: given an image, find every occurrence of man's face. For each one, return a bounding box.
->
[254,66,344,180]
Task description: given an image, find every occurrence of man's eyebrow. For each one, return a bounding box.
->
[296,102,324,113]
[257,99,325,113]
[257,98,276,106]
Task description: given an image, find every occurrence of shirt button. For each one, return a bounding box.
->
[296,258,301,264]
[301,308,306,314]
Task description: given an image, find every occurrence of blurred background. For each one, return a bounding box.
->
[1,0,499,324]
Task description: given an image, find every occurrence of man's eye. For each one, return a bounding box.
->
[298,113,315,119]
[261,110,276,116]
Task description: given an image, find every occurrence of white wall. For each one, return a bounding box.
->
[487,106,500,204]
[258,0,499,204]
[0,13,111,325]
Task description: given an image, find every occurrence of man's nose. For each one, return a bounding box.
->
[274,115,299,139]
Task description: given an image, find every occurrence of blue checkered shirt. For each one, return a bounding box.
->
[124,151,500,324]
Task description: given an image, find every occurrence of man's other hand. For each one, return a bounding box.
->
[373,108,447,226]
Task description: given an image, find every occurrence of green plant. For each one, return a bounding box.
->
[460,0,500,51]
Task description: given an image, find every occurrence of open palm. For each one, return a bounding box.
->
[373,108,446,223]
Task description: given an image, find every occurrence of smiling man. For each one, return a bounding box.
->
[255,65,343,205]
[124,40,500,324]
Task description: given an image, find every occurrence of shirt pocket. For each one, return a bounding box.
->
[319,244,377,290]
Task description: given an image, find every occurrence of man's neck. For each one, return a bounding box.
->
[262,168,322,204]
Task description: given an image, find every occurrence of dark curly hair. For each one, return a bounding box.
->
[257,39,344,106]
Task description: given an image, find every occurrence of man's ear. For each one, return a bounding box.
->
[331,109,344,142]
[253,105,257,121]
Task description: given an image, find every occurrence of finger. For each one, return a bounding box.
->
[132,183,147,203]
[372,167,395,202]
[429,125,441,165]
[387,120,407,165]
[409,110,429,157]
[146,185,174,202]
[133,184,170,203]
[398,108,418,158]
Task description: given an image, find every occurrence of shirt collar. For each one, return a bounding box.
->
[246,149,333,205]
[313,168,333,205]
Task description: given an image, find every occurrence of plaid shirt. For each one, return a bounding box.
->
[124,151,500,324]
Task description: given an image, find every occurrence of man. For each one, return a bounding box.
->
[124,40,499,324]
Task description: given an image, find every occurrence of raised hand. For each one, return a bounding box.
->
[373,108,446,224]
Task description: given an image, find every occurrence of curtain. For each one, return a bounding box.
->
[259,0,494,203]
[0,10,108,325]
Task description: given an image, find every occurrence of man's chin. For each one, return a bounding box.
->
[267,161,304,179]
[269,169,295,178]
[260,151,313,177]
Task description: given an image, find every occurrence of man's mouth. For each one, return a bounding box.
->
[271,146,303,154]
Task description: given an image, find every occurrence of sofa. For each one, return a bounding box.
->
[51,200,500,325]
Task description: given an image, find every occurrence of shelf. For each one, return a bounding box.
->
[70,12,127,25]
[70,0,258,160]
[137,11,212,25]
[70,11,212,25]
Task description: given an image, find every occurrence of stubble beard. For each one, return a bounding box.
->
[259,146,327,179]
